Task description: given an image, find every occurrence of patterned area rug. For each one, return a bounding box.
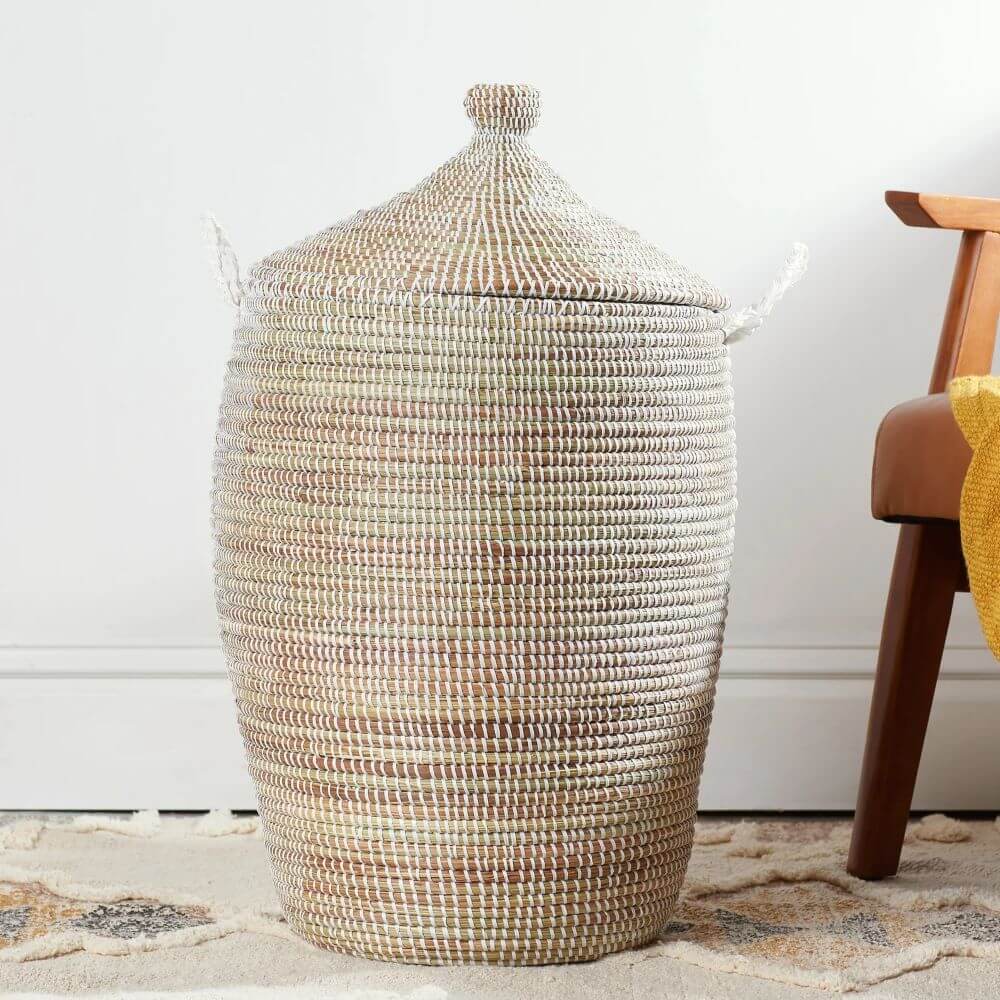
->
[0,884,212,947]
[660,816,1000,990]
[2,812,1000,998]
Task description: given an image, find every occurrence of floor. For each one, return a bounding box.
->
[2,812,999,999]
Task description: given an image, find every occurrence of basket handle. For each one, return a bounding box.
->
[203,213,243,311]
[722,243,808,345]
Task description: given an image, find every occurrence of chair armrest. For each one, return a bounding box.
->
[887,191,1000,232]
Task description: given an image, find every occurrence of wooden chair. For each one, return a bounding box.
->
[847,191,1000,879]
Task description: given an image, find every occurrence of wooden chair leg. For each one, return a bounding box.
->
[847,522,964,880]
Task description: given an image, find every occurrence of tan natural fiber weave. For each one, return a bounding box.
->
[213,84,736,965]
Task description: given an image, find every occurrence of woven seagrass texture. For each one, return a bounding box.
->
[253,84,727,309]
[213,84,736,965]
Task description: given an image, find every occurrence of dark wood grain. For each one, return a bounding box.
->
[848,522,964,879]
[886,190,1000,232]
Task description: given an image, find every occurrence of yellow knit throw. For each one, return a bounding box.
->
[949,375,1000,659]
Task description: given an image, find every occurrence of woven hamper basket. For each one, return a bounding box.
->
[212,84,799,966]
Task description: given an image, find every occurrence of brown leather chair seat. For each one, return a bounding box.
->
[871,393,971,522]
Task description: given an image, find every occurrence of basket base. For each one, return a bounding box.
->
[281,910,671,967]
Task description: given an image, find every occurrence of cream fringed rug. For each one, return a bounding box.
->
[2,814,1000,998]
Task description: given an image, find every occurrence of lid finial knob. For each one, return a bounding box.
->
[465,84,541,135]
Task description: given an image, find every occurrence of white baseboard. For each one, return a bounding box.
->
[3,646,999,812]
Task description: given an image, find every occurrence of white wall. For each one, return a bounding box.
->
[4,0,1000,809]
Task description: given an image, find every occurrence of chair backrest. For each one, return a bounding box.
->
[887,191,1000,392]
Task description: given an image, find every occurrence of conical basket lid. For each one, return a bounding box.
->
[254,84,728,310]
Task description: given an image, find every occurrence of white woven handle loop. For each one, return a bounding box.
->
[203,213,243,310]
[722,242,808,346]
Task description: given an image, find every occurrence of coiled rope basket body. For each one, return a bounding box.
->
[213,84,737,965]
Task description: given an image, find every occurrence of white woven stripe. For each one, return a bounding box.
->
[213,85,736,966]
